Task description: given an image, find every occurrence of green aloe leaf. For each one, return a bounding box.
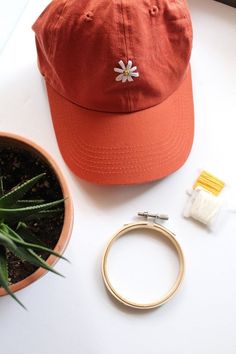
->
[0,246,8,279]
[16,222,46,247]
[0,172,68,308]
[16,199,45,207]
[17,247,64,277]
[0,232,18,252]
[4,225,68,261]
[0,232,63,277]
[0,228,64,277]
[0,199,64,224]
[0,173,45,208]
[0,177,4,197]
[0,245,26,309]
[25,208,63,221]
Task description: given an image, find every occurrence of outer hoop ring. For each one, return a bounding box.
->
[102,222,185,310]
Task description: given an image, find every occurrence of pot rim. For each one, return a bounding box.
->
[0,131,73,295]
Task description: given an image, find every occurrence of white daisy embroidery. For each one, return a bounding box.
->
[114,60,139,83]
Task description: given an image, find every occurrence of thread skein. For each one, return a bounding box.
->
[188,188,223,225]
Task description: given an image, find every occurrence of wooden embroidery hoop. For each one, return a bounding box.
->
[102,213,185,310]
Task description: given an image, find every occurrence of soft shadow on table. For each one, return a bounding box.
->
[104,287,159,316]
[71,173,165,209]
[102,283,183,317]
[189,0,236,24]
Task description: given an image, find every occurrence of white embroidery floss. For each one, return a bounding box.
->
[184,170,227,229]
[184,187,224,227]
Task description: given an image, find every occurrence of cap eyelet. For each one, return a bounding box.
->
[149,5,159,17]
[84,11,94,22]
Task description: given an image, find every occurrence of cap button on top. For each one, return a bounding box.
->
[149,5,159,16]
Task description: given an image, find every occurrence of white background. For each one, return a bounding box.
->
[0,0,236,353]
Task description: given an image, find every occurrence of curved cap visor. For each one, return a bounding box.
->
[46,68,194,185]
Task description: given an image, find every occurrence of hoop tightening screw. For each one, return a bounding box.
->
[138,211,169,221]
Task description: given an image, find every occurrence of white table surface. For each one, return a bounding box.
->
[0,0,29,53]
[0,0,236,353]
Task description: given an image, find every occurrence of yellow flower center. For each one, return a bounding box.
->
[123,69,130,76]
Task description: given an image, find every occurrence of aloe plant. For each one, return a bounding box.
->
[0,173,67,308]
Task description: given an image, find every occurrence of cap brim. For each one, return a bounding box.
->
[46,67,194,185]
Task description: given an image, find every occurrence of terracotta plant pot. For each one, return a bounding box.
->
[0,132,73,296]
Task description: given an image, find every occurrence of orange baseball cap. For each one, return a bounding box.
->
[32,0,194,185]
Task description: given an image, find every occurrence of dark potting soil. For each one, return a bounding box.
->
[0,145,64,284]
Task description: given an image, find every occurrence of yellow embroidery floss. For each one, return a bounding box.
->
[193,170,225,196]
